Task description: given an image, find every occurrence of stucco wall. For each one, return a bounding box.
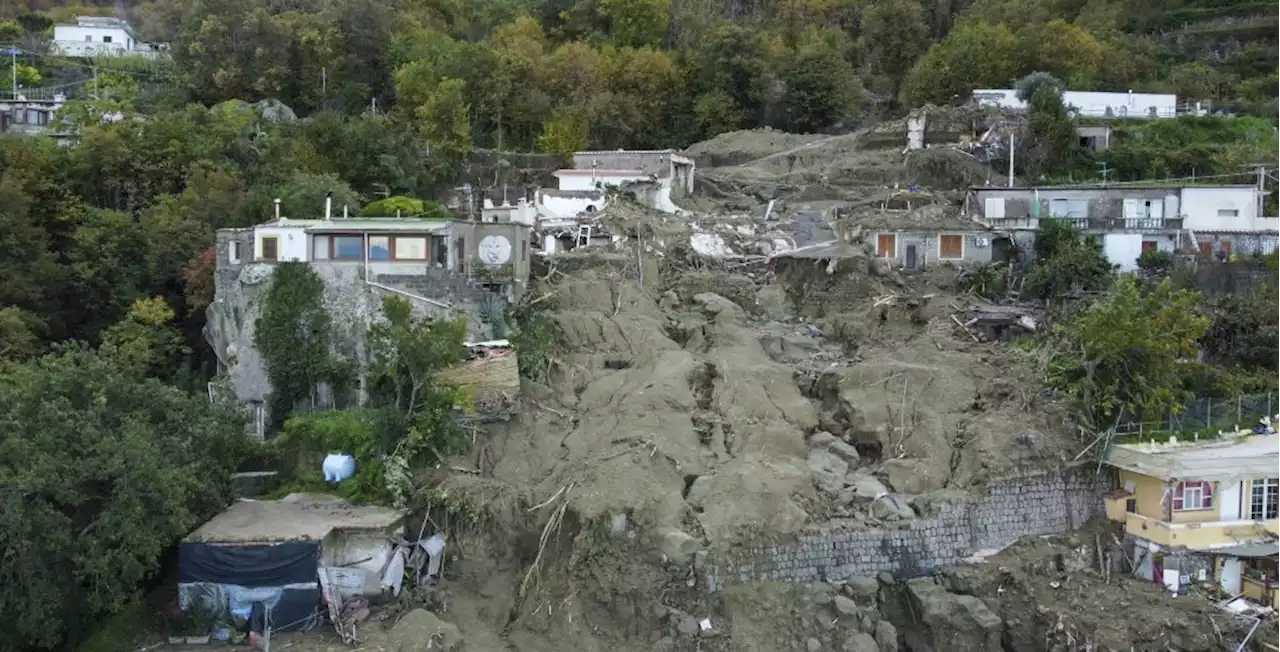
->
[708,467,1107,588]
[1181,187,1259,230]
[870,231,998,266]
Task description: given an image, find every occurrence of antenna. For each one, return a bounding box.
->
[1097,162,1112,185]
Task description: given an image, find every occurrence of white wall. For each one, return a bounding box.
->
[556,172,646,191]
[255,225,308,262]
[53,25,133,50]
[973,89,1178,119]
[537,191,605,219]
[1181,187,1261,231]
[1103,233,1143,272]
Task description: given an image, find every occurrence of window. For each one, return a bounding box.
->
[261,237,279,262]
[1218,209,1239,218]
[229,241,242,264]
[876,233,896,258]
[368,236,391,261]
[1251,478,1279,520]
[102,35,112,43]
[1141,241,1158,254]
[433,236,448,266]
[393,237,428,260]
[84,35,92,41]
[1049,199,1088,219]
[939,234,963,259]
[332,236,363,260]
[1173,480,1213,511]
[984,197,1006,219]
[312,235,330,260]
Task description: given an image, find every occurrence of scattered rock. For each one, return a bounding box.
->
[842,632,879,652]
[677,616,700,637]
[877,572,895,586]
[807,637,823,652]
[905,578,1002,651]
[867,258,893,278]
[875,620,899,652]
[659,290,681,311]
[807,448,850,494]
[881,458,946,495]
[827,439,861,464]
[656,528,703,565]
[388,609,464,652]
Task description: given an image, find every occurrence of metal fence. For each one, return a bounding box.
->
[1114,393,1276,437]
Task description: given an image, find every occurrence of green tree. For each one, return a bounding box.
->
[0,306,44,362]
[1201,282,1279,372]
[254,263,342,428]
[101,297,189,379]
[859,0,927,93]
[361,196,450,218]
[413,77,473,169]
[1024,219,1113,300]
[899,21,1021,107]
[276,171,362,220]
[537,110,590,157]
[0,343,250,651]
[1045,277,1209,429]
[598,0,670,47]
[1025,84,1086,178]
[367,296,468,421]
[780,29,863,132]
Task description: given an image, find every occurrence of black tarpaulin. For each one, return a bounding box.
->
[178,541,319,587]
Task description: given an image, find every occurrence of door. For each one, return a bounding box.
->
[1141,241,1158,254]
[1221,557,1243,596]
[991,237,1013,263]
[905,244,918,269]
[1153,554,1164,586]
[877,233,896,258]
[1220,481,1242,521]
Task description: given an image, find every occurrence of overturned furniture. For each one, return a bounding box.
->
[178,493,406,636]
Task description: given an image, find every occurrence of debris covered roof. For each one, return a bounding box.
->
[185,493,406,543]
[1106,434,1280,483]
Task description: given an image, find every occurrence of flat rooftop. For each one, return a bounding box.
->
[255,218,452,232]
[1106,434,1280,483]
[185,493,406,544]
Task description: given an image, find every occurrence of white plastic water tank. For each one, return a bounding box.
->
[322,454,356,483]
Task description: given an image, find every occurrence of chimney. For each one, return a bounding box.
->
[343,204,348,219]
[324,193,332,220]
[273,198,281,220]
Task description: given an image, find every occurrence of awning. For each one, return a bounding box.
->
[1214,541,1279,558]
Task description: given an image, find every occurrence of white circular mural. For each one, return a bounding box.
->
[478,235,513,265]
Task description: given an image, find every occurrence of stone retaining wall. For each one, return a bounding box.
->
[709,466,1107,589]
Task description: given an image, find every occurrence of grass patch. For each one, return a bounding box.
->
[77,601,160,652]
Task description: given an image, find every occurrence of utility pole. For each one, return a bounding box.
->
[93,65,98,100]
[10,49,15,100]
[321,67,326,96]
[1007,133,1015,188]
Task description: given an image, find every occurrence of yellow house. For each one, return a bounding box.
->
[1103,433,1279,606]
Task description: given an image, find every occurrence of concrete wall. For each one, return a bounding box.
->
[708,468,1106,587]
[256,225,308,261]
[1181,187,1260,230]
[572,150,678,177]
[973,188,1179,224]
[53,24,134,49]
[556,171,646,192]
[868,231,997,266]
[537,189,606,219]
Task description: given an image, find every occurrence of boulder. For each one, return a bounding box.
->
[656,528,703,565]
[693,292,746,324]
[846,576,880,607]
[904,578,1002,652]
[845,470,889,502]
[388,609,464,652]
[807,637,823,652]
[875,620,899,652]
[809,431,839,448]
[869,494,916,521]
[881,458,946,495]
[832,595,860,617]
[842,632,879,652]
[761,332,820,362]
[809,431,860,464]
[756,285,793,321]
[807,449,850,494]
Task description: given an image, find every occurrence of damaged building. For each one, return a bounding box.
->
[205,202,532,433]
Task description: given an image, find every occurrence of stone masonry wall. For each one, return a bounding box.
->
[709,467,1107,589]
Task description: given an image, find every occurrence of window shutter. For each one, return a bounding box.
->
[1202,481,1213,509]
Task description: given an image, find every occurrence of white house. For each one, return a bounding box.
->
[534,149,696,220]
[52,17,168,58]
[973,89,1179,120]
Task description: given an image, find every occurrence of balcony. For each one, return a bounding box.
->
[985,215,1183,233]
[1124,512,1275,550]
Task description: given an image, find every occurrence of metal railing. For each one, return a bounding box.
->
[986,215,1184,232]
[1113,393,1276,438]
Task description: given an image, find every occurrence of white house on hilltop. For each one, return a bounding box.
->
[973,89,1180,120]
[52,17,169,58]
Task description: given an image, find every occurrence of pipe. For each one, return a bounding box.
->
[273,198,281,220]
[1007,133,1015,188]
[325,196,332,220]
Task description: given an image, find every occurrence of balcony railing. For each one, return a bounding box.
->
[1124,512,1275,549]
[986,216,1183,232]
